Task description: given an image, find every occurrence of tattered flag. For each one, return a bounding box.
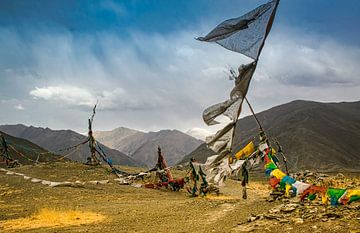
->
[196,0,279,59]
[202,61,257,126]
[203,98,241,126]
[230,61,257,99]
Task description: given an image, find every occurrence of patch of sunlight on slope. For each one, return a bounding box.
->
[0,208,106,231]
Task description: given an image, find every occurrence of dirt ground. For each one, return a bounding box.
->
[0,162,359,233]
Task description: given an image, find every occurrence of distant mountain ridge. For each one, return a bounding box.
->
[94,127,203,167]
[93,127,141,150]
[181,100,360,172]
[0,124,143,167]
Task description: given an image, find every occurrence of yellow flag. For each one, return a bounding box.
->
[235,141,255,160]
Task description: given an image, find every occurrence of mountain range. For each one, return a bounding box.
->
[0,124,141,167]
[2,100,360,172]
[94,128,203,167]
[180,100,360,172]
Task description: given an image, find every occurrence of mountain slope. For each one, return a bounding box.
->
[182,100,360,172]
[93,127,141,150]
[94,128,203,167]
[0,124,142,167]
[0,131,59,165]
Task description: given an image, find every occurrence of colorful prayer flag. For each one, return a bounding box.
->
[235,141,255,160]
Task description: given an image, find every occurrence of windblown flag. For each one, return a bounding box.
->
[206,122,234,156]
[203,61,257,126]
[201,62,258,187]
[230,62,257,99]
[196,0,279,60]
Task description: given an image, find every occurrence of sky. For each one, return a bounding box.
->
[0,0,360,134]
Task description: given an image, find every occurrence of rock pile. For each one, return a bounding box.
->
[235,173,360,232]
[292,171,360,189]
[247,200,360,224]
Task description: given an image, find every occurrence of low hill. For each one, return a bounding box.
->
[0,131,59,165]
[181,100,360,172]
[0,125,143,167]
[94,127,203,167]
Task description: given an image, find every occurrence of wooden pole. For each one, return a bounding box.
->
[88,111,100,165]
[229,99,243,154]
[276,140,290,175]
[244,97,264,132]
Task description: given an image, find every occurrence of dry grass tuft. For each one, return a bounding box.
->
[0,208,106,231]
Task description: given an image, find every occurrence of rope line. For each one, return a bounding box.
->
[56,139,89,152]
[8,145,36,162]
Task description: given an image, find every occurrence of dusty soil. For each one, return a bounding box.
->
[0,162,359,232]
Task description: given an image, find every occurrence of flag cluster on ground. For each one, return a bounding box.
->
[259,139,360,206]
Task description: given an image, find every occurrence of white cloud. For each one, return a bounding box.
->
[100,0,126,17]
[185,127,212,141]
[259,30,360,87]
[29,85,168,110]
[1,25,360,132]
[30,86,95,107]
[14,104,24,110]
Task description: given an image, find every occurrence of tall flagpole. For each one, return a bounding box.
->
[229,0,281,198]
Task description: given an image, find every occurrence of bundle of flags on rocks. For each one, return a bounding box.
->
[259,136,360,206]
[188,131,360,205]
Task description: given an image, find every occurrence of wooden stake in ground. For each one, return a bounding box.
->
[0,133,19,168]
[86,103,100,166]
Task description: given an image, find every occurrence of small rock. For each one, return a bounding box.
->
[323,212,341,219]
[281,204,299,213]
[293,218,304,224]
[264,214,280,220]
[279,219,290,223]
[269,208,280,214]
[302,214,312,219]
[247,216,258,222]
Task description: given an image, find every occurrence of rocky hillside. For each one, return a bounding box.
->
[0,124,142,167]
[94,127,203,167]
[181,100,360,172]
[0,131,59,165]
